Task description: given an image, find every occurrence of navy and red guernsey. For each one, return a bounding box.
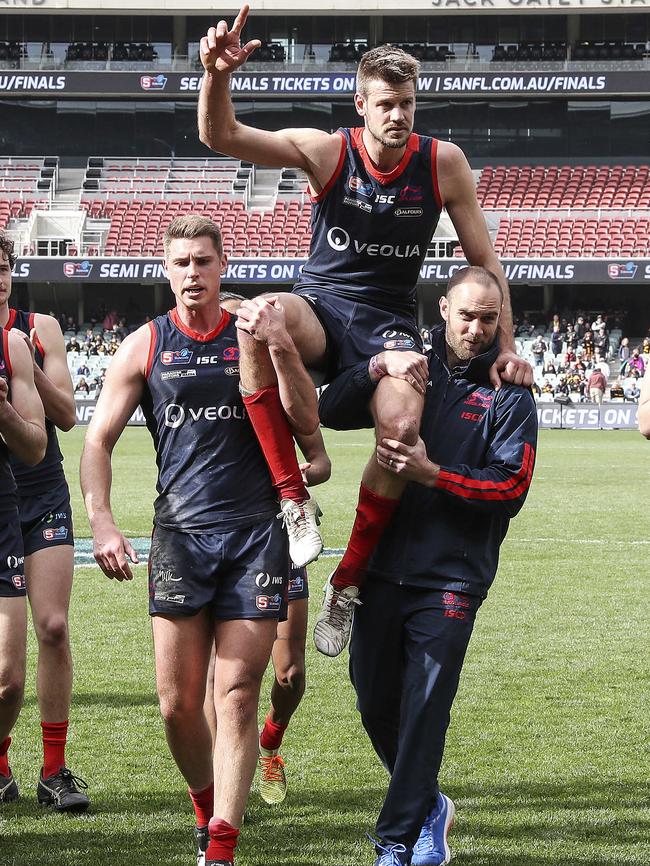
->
[0,329,17,509]
[4,309,65,495]
[319,324,538,598]
[295,127,443,317]
[142,308,278,533]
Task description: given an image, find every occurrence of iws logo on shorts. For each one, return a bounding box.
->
[161,348,193,365]
[7,555,24,569]
[255,572,284,589]
[42,526,68,542]
[256,594,282,611]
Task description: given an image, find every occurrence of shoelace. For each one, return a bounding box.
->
[277,503,317,541]
[324,588,361,626]
[55,768,89,792]
[259,754,285,783]
[367,833,408,865]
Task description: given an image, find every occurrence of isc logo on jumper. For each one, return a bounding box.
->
[160,349,193,365]
[607,262,638,280]
[63,261,93,278]
[140,74,167,91]
[42,526,68,542]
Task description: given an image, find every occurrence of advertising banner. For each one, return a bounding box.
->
[75,398,146,426]
[1,70,649,99]
[12,257,650,285]
[536,402,638,429]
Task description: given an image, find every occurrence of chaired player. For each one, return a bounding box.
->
[0,233,89,811]
[0,323,47,802]
[80,216,319,866]
[218,291,331,806]
[198,5,533,656]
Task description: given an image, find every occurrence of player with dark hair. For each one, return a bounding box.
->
[81,215,318,866]
[0,233,88,811]
[0,308,47,802]
[198,6,532,657]
[318,267,538,865]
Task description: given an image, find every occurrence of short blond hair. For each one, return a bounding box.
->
[163,214,223,258]
[356,45,420,98]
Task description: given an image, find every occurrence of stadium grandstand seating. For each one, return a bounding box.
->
[0,157,58,230]
[492,217,650,258]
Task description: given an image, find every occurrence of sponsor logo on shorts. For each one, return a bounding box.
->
[140,74,167,91]
[42,526,68,541]
[154,591,185,604]
[224,366,239,376]
[348,176,373,197]
[343,195,372,213]
[157,569,182,583]
[160,369,197,380]
[161,348,193,366]
[63,261,93,278]
[223,346,239,361]
[6,555,24,569]
[288,574,304,594]
[607,261,638,280]
[383,338,416,350]
[255,572,283,588]
[395,207,423,217]
[256,594,282,612]
[12,574,25,590]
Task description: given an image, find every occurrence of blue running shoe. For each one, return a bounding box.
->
[368,834,410,866]
[411,792,455,866]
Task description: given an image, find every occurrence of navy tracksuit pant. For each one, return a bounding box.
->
[349,577,481,851]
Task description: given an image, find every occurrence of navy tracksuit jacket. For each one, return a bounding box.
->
[319,325,538,854]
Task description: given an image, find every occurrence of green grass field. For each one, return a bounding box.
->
[1,428,649,866]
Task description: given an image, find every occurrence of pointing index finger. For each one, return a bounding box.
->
[231,4,250,35]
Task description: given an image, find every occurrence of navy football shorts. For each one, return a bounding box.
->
[149,517,290,619]
[0,508,26,598]
[287,563,309,602]
[292,287,423,381]
[18,482,74,557]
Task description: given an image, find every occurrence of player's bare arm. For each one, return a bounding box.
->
[296,427,331,487]
[638,364,650,438]
[14,314,75,431]
[80,328,150,581]
[438,142,532,388]
[0,331,46,465]
[197,4,341,193]
[237,295,319,436]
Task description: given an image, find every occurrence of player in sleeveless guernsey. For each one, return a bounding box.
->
[0,233,88,811]
[80,216,320,866]
[0,271,47,804]
[199,6,533,658]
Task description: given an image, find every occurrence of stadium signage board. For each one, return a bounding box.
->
[4,0,646,9]
[536,403,638,429]
[0,70,648,97]
[75,398,145,426]
[12,257,650,284]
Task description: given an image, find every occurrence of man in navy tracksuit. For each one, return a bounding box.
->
[319,266,538,866]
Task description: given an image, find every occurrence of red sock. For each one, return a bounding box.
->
[260,714,288,751]
[206,817,240,862]
[189,782,214,828]
[0,737,11,776]
[41,720,68,778]
[242,386,307,503]
[332,484,400,590]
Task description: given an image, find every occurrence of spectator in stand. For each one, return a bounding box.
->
[542,359,556,376]
[550,323,564,357]
[64,315,77,333]
[76,361,90,378]
[642,338,650,361]
[65,336,81,353]
[593,350,610,380]
[609,378,625,400]
[565,323,577,350]
[623,370,641,402]
[107,335,120,356]
[587,366,607,404]
[594,327,609,358]
[531,381,541,399]
[532,334,547,367]
[102,309,118,331]
[555,375,569,397]
[564,347,576,367]
[517,317,535,337]
[618,337,630,372]
[591,314,606,333]
[582,329,594,360]
[541,379,554,395]
[629,350,645,376]
[74,378,90,396]
[574,315,586,340]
